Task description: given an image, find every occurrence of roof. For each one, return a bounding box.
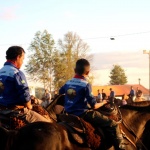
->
[92,84,149,96]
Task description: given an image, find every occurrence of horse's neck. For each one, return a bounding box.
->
[46,105,58,122]
[121,108,150,140]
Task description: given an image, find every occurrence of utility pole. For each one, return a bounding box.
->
[138,78,141,85]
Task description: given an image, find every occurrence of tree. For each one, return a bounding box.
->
[53,31,92,89]
[25,30,55,92]
[109,65,127,85]
[26,31,93,91]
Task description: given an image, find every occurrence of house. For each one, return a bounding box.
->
[92,84,149,100]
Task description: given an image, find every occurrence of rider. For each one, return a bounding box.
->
[102,89,107,100]
[0,46,51,123]
[109,88,115,103]
[59,58,125,150]
[129,86,135,102]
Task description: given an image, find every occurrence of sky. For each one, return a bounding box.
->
[0,0,150,89]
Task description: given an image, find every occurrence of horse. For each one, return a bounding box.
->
[114,94,128,107]
[118,101,150,150]
[0,95,93,150]
[1,95,150,150]
[140,120,150,150]
[0,95,102,150]
[114,92,145,106]
[46,95,150,150]
[126,90,146,104]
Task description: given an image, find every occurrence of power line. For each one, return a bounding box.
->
[82,30,150,40]
[1,30,150,46]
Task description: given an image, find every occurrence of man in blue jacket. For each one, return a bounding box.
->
[59,59,125,150]
[129,86,135,102]
[109,88,115,103]
[0,46,50,123]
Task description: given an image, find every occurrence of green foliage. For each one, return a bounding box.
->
[53,31,91,89]
[25,31,93,91]
[25,30,55,92]
[109,64,127,85]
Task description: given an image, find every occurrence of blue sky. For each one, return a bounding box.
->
[0,0,150,89]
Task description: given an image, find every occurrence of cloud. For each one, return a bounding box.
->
[91,50,148,69]
[0,5,19,20]
[90,51,149,88]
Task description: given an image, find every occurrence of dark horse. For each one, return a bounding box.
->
[46,96,150,150]
[1,95,150,150]
[119,102,150,150]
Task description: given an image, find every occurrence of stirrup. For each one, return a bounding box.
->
[118,138,126,150]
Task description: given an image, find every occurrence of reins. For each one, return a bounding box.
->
[122,118,148,150]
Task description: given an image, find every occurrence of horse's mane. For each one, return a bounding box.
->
[121,101,150,111]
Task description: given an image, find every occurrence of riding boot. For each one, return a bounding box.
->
[113,125,126,150]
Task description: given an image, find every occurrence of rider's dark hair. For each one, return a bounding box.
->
[75,58,90,75]
[6,46,25,60]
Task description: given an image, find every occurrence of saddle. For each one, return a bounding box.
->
[58,114,101,149]
[0,105,26,129]
[0,105,50,130]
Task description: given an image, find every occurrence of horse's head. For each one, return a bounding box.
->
[46,95,65,121]
[98,102,116,114]
[97,102,122,123]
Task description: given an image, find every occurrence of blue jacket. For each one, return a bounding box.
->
[0,62,30,106]
[59,75,96,116]
[110,91,115,98]
[130,89,135,96]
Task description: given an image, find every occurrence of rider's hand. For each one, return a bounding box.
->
[94,100,108,109]
[24,101,33,110]
[102,100,108,105]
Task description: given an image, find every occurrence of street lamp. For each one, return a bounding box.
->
[143,50,150,100]
[138,78,141,85]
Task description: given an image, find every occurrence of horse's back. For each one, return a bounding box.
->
[13,122,63,150]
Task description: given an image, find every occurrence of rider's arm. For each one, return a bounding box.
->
[93,100,107,109]
[85,84,98,108]
[85,84,107,109]
[14,71,31,104]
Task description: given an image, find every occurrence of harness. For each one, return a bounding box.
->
[97,103,148,149]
